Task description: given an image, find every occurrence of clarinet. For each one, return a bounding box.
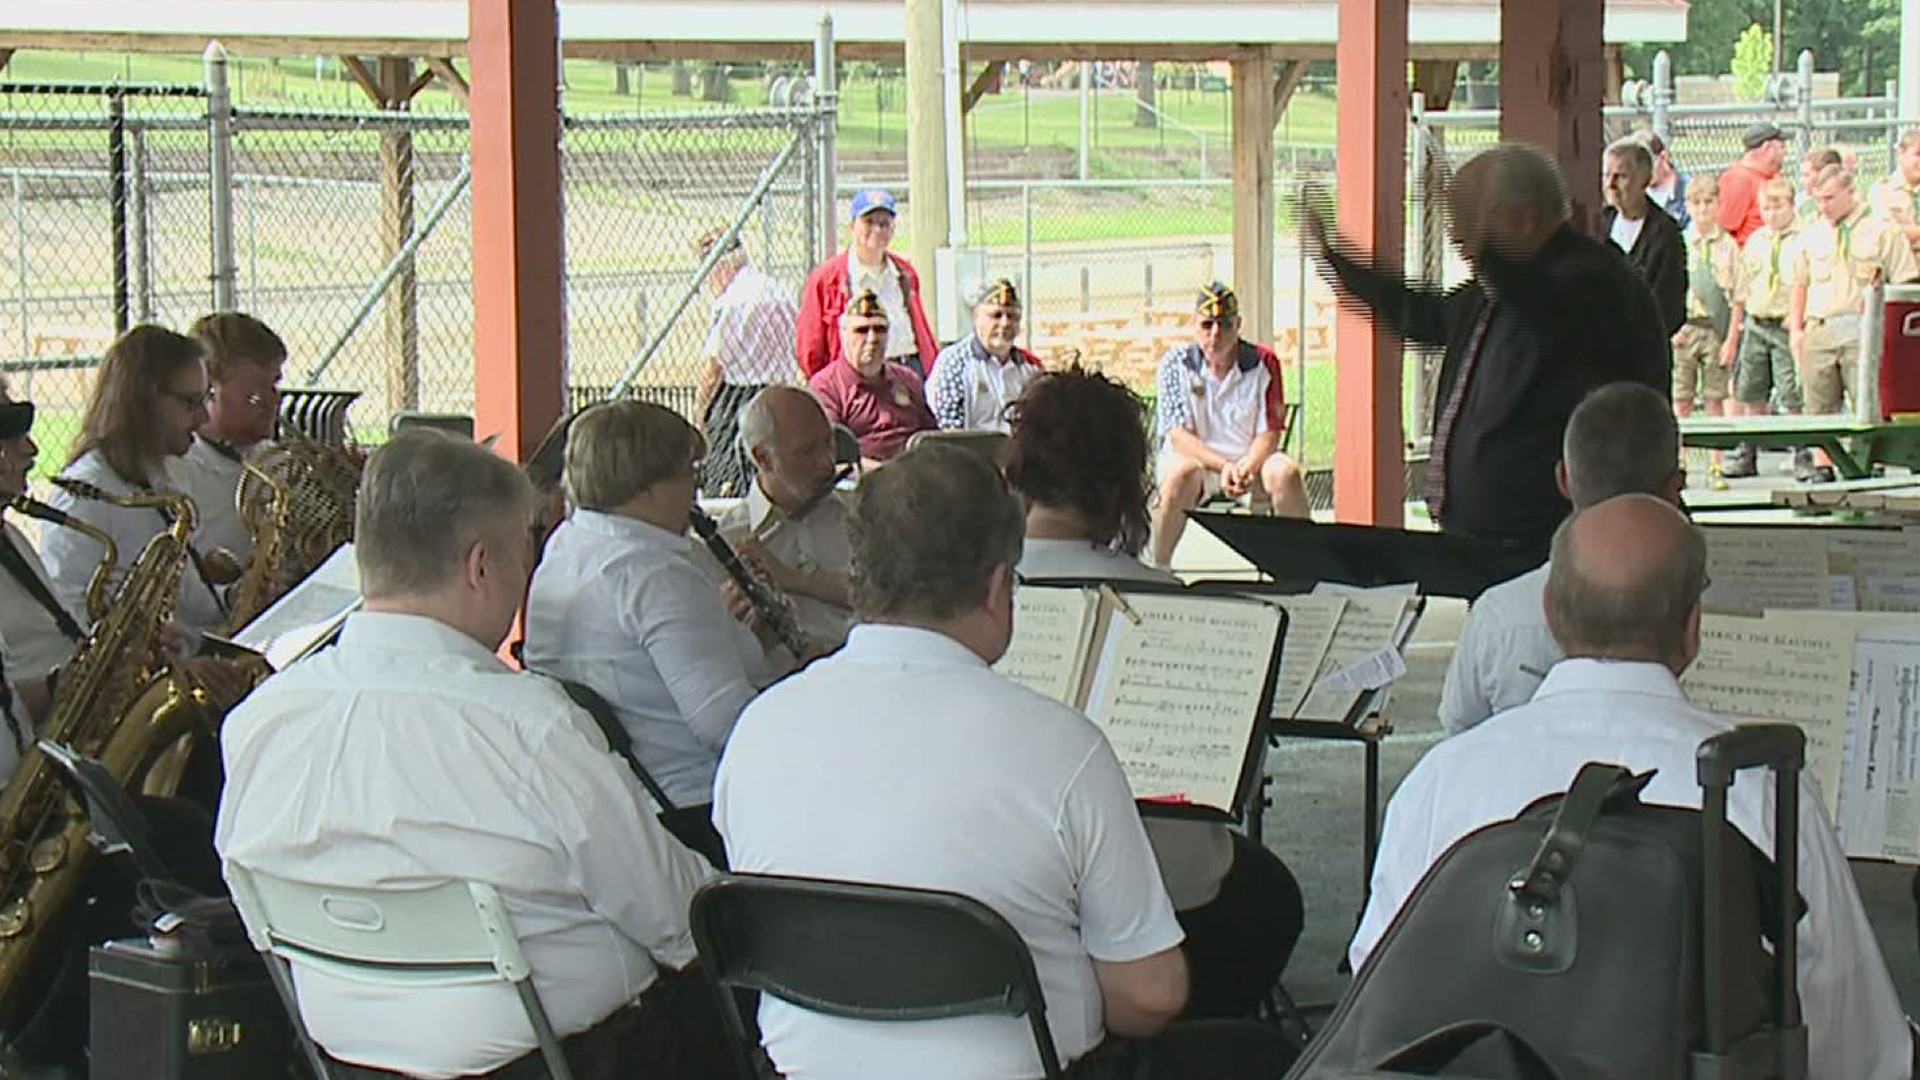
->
[688,506,812,658]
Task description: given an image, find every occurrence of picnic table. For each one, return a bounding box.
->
[1678,415,1920,481]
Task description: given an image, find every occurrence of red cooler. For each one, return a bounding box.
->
[1881,284,1920,419]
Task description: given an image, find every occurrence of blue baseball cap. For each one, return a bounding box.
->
[850,189,897,221]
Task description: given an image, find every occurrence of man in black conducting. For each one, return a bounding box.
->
[1309,142,1670,557]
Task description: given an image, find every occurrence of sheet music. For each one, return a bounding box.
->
[998,586,1098,704]
[1682,614,1855,815]
[1082,592,1280,812]
[230,543,362,664]
[1831,575,1860,612]
[1860,576,1920,614]
[1295,595,1412,722]
[1311,581,1420,601]
[1835,624,1920,861]
[1264,594,1346,719]
[1701,528,1831,616]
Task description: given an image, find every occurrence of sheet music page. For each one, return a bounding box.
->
[1311,581,1420,601]
[1700,529,1831,616]
[997,586,1098,705]
[1682,614,1855,815]
[1265,594,1346,719]
[1295,595,1412,722]
[1827,531,1920,576]
[231,543,362,656]
[1081,592,1280,812]
[1834,624,1920,861]
[1860,576,1920,614]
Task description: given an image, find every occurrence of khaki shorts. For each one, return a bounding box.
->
[1800,321,1860,416]
[1157,449,1225,501]
[1672,324,1730,406]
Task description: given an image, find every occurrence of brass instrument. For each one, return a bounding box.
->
[5,495,118,624]
[0,482,208,1031]
[224,431,362,631]
[689,506,811,658]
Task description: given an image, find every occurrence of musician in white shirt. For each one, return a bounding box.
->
[217,430,724,1080]
[525,400,775,866]
[716,386,855,652]
[1439,382,1685,734]
[0,376,84,683]
[1007,368,1303,1022]
[173,312,286,563]
[1358,495,1910,1080]
[717,442,1288,1080]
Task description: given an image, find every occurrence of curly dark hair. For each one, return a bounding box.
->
[1004,367,1152,556]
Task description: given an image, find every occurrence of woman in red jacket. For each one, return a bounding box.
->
[796,189,939,379]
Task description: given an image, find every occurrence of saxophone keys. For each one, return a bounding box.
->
[0,899,30,939]
[28,836,65,875]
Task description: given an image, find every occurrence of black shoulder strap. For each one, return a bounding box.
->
[0,527,84,642]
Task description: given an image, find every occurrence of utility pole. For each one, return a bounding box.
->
[1772,0,1785,78]
[1901,0,1919,121]
[903,0,950,308]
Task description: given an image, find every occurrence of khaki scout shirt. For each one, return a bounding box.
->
[1736,224,1799,320]
[1867,174,1920,256]
[1792,206,1920,322]
[1686,227,1742,323]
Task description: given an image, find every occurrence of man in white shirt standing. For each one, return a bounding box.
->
[716,442,1288,1080]
[695,231,799,497]
[1439,381,1684,733]
[1357,494,1910,1080]
[928,277,1044,432]
[717,386,855,653]
[525,400,776,867]
[217,430,724,1080]
[175,312,286,563]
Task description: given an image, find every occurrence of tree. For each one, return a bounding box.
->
[1621,0,1900,95]
[1730,24,1773,100]
[1135,61,1158,128]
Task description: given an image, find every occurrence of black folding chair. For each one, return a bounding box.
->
[690,873,1065,1079]
[36,739,176,887]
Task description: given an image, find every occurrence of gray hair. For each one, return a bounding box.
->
[736,386,825,456]
[1465,142,1572,222]
[1562,383,1679,509]
[1605,138,1654,182]
[355,429,539,599]
[849,441,1025,622]
[1546,503,1707,663]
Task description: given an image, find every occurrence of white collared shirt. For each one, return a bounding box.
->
[0,624,30,786]
[0,519,81,681]
[1437,562,1559,734]
[1014,538,1235,911]
[927,336,1040,432]
[716,483,855,652]
[172,435,255,563]
[39,449,225,643]
[1355,658,1909,1080]
[704,263,801,386]
[1608,209,1647,254]
[848,254,918,361]
[216,611,714,1079]
[524,509,768,809]
[715,624,1184,1079]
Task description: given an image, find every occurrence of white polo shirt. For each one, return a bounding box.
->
[0,518,82,681]
[1153,341,1287,461]
[524,509,769,809]
[704,263,801,387]
[1437,562,1559,735]
[172,435,256,563]
[927,335,1043,433]
[216,611,714,1079]
[1356,659,1910,1080]
[715,624,1184,1079]
[715,483,855,652]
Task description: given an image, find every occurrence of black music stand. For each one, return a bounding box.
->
[1189,511,1545,600]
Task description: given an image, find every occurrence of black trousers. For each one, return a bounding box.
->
[701,382,769,499]
[327,966,733,1080]
[1176,832,1305,1021]
[1067,1019,1296,1079]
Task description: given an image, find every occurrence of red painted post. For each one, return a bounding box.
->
[1501,0,1607,234]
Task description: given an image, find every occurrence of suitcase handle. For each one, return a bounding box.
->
[1510,763,1636,906]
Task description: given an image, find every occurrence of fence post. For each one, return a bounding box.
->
[11,174,27,360]
[1650,50,1673,145]
[1021,182,1034,347]
[1795,49,1815,158]
[813,13,839,265]
[108,86,130,335]
[205,42,238,310]
[130,125,153,322]
[1078,61,1091,181]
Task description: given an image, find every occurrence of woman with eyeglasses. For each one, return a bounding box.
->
[41,324,227,645]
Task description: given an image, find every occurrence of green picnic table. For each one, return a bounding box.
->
[1677,415,1920,481]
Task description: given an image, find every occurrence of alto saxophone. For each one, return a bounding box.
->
[0,482,206,1032]
[6,494,119,625]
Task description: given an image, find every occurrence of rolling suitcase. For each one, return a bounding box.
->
[88,937,296,1080]
[1287,725,1808,1080]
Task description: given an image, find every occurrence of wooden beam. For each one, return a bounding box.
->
[961,60,1006,115]
[406,68,437,101]
[424,56,471,107]
[1604,45,1625,106]
[1333,0,1409,526]
[470,0,566,463]
[1230,49,1277,346]
[377,57,421,414]
[0,49,14,73]
[1272,60,1307,122]
[339,55,386,105]
[1411,60,1458,110]
[1501,0,1606,234]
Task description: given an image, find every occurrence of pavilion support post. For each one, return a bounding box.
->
[1334,0,1408,525]
[469,0,565,462]
[1500,0,1606,233]
[376,57,421,415]
[904,0,950,305]
[1230,49,1276,346]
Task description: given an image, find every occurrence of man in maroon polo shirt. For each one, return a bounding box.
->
[808,290,936,468]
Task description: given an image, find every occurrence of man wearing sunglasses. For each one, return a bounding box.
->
[1149,282,1309,569]
[808,289,936,468]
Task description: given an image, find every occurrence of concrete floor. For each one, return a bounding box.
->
[1165,455,1920,1018]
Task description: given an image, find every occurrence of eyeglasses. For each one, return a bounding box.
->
[849,325,887,337]
[1198,318,1235,331]
[162,387,213,410]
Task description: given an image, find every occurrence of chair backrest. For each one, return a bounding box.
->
[905,428,1009,465]
[831,424,862,468]
[225,863,530,983]
[35,739,175,886]
[691,873,1062,1077]
[388,411,476,440]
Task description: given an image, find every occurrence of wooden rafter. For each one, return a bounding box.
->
[424,56,471,106]
[1272,59,1306,122]
[339,55,386,105]
[960,60,1006,115]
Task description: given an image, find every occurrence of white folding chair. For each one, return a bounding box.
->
[224,863,577,1080]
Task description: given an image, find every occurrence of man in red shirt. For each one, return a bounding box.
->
[796,190,939,380]
[808,290,936,467]
[1716,123,1788,246]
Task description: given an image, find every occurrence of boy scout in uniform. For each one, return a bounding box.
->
[1722,177,1803,478]
[1866,129,1920,260]
[1675,175,1741,484]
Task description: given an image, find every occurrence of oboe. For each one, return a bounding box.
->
[688,506,811,658]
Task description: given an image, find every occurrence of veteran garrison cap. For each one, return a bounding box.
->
[969,278,1020,309]
[846,289,887,320]
[1196,282,1239,320]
